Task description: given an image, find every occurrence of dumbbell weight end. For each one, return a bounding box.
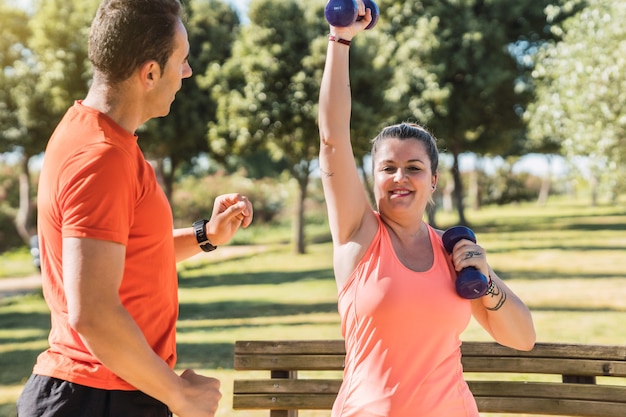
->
[325,0,379,30]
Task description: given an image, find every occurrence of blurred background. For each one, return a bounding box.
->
[1,1,625,415]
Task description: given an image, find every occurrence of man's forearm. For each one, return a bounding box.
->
[76,302,184,409]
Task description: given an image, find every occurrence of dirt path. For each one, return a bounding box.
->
[0,245,269,300]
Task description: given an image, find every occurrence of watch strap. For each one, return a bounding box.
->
[192,219,217,252]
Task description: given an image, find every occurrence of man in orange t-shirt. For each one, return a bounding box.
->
[16,1,253,416]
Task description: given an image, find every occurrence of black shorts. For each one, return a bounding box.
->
[17,374,172,417]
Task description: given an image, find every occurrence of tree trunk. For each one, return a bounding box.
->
[15,153,34,244]
[442,180,454,213]
[469,169,480,211]
[163,158,176,203]
[151,158,174,202]
[451,151,468,225]
[536,155,552,206]
[292,168,309,255]
[589,169,599,207]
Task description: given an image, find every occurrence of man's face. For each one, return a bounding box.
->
[149,19,192,118]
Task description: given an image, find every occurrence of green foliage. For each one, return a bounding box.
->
[0,213,23,255]
[28,0,97,115]
[208,0,323,167]
[380,0,555,157]
[0,2,31,153]
[0,0,99,245]
[206,0,330,252]
[171,171,297,227]
[525,0,626,199]
[141,0,241,198]
[484,168,542,205]
[1,0,98,156]
[0,162,23,253]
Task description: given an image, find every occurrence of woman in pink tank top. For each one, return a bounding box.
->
[318,3,536,416]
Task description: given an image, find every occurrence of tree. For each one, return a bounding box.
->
[208,0,326,254]
[0,2,29,143]
[525,0,626,205]
[140,0,241,200]
[0,0,97,243]
[0,2,36,243]
[380,0,569,224]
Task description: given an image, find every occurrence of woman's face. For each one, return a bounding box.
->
[373,137,437,218]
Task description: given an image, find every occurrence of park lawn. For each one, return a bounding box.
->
[0,249,35,279]
[1,198,626,416]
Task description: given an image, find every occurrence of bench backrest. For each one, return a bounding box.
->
[233,340,626,417]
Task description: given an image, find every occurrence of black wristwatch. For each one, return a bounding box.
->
[193,219,217,252]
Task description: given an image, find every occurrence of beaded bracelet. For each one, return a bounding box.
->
[328,34,351,46]
[485,278,496,296]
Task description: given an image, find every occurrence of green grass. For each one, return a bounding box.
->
[0,248,37,279]
[1,197,626,416]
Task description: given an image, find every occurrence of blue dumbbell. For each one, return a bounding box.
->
[324,0,379,30]
[442,226,490,299]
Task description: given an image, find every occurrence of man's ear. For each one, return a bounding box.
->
[140,60,160,89]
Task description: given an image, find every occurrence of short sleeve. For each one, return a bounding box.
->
[58,143,135,245]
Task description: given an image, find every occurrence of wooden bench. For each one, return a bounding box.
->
[233,340,626,417]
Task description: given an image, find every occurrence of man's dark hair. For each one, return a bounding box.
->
[88,0,184,83]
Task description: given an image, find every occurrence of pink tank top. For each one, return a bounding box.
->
[333,216,479,417]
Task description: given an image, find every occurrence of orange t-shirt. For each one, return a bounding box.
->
[332,215,479,417]
[33,101,178,390]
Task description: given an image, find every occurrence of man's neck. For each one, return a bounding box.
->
[82,74,144,134]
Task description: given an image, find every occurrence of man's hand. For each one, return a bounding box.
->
[169,369,222,417]
[206,193,253,245]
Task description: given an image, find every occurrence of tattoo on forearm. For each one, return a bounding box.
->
[320,168,334,178]
[485,282,507,311]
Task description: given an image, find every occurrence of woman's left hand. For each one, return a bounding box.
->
[451,239,489,278]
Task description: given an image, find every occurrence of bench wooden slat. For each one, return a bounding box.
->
[460,342,626,361]
[467,381,626,403]
[475,398,626,417]
[234,394,626,416]
[235,340,626,360]
[235,354,626,377]
[234,380,626,404]
[234,397,626,415]
[235,354,345,371]
[462,357,626,377]
[233,394,336,410]
[235,340,346,355]
[234,379,342,394]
